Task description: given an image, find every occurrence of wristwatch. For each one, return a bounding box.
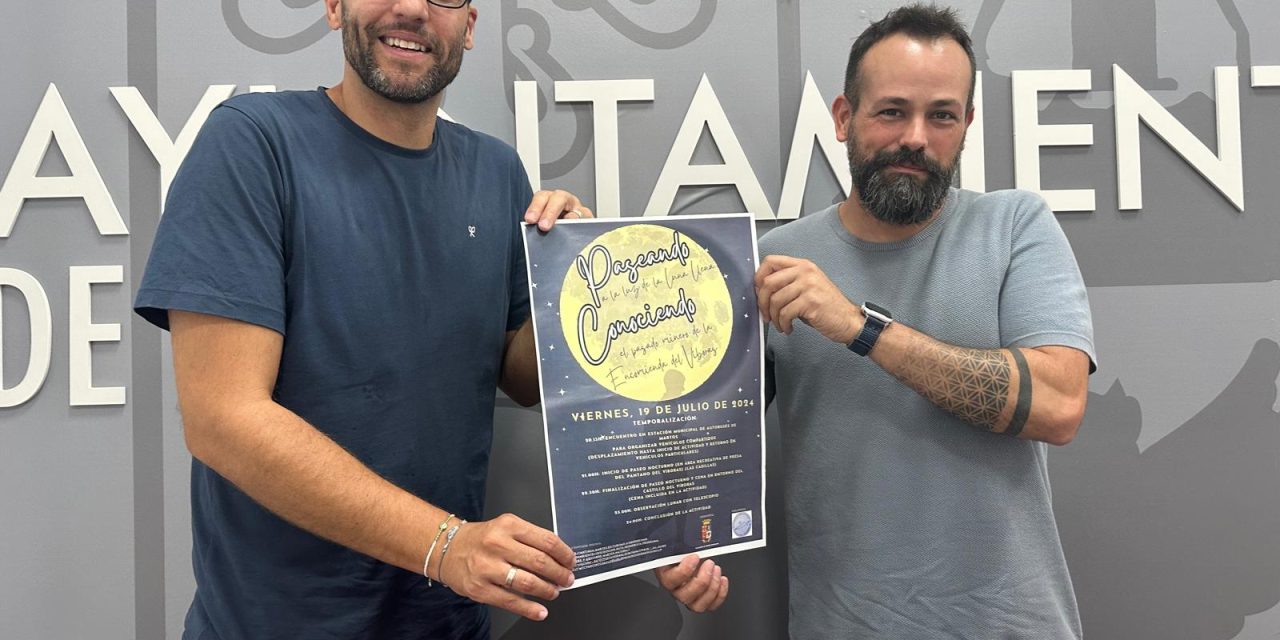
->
[848,302,893,356]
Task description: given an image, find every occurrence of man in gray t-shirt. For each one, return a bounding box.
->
[755,5,1095,638]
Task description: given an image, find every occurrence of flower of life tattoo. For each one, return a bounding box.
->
[896,339,1012,430]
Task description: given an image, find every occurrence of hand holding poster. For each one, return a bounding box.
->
[522,215,766,587]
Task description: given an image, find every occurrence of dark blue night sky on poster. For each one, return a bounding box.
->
[522,214,766,586]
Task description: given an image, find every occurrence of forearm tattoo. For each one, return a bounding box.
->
[893,336,1030,435]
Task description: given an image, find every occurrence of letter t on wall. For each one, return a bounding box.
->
[555,80,655,218]
[1252,66,1280,87]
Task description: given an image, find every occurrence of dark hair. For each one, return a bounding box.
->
[843,3,976,110]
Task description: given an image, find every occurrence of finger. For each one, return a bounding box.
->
[765,278,810,335]
[491,588,551,622]
[572,204,594,219]
[512,525,576,586]
[754,262,792,324]
[754,256,806,319]
[467,516,574,588]
[764,278,806,334]
[654,554,700,591]
[673,559,717,607]
[707,576,730,611]
[756,254,801,281]
[510,548,575,589]
[758,264,807,324]
[688,564,724,612]
[528,190,580,231]
[754,279,773,325]
[776,295,815,335]
[523,191,553,224]
[507,565,561,601]
[753,257,787,290]
[534,191,570,230]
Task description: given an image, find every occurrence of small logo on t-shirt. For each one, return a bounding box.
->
[468,225,476,238]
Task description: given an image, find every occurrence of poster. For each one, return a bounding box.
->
[522,214,766,587]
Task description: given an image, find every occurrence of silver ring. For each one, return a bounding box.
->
[566,209,582,218]
[504,566,518,588]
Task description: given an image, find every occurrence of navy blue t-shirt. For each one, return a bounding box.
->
[135,89,533,640]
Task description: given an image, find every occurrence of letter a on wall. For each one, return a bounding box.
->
[0,84,127,238]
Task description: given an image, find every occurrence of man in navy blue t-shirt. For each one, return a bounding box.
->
[135,1,727,638]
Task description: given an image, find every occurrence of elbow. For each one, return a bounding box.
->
[181,409,220,463]
[179,401,248,467]
[499,371,542,407]
[508,390,541,408]
[1043,395,1086,447]
[1044,426,1077,447]
[499,377,541,407]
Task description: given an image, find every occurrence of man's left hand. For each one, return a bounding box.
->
[654,555,730,613]
[525,190,593,232]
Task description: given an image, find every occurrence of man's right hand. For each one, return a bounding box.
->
[434,514,576,621]
[755,254,862,345]
[170,311,576,621]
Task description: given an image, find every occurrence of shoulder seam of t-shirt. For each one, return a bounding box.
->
[208,101,292,219]
[1006,189,1047,241]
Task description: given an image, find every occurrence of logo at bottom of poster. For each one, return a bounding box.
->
[732,510,753,539]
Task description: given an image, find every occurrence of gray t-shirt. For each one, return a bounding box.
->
[761,188,1094,639]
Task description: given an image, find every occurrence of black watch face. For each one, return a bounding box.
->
[864,301,892,319]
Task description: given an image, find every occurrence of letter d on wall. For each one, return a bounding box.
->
[0,268,53,408]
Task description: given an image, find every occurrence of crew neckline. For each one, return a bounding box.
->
[315,87,445,159]
[823,189,958,252]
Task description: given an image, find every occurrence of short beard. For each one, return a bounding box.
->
[849,143,956,226]
[341,8,465,104]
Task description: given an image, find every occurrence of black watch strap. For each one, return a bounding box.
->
[849,302,892,356]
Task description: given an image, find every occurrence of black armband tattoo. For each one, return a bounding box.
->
[1005,348,1033,437]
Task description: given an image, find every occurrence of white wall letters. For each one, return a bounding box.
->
[0,268,53,408]
[514,80,542,192]
[0,84,127,238]
[1115,65,1243,211]
[644,75,773,219]
[777,72,851,220]
[1012,69,1095,211]
[110,84,236,214]
[958,71,987,194]
[555,80,655,218]
[1251,65,1280,87]
[68,266,125,407]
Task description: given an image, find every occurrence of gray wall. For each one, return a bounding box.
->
[1,1,1277,638]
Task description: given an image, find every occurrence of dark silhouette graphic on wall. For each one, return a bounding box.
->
[223,0,329,54]
[500,1,717,180]
[1053,339,1280,639]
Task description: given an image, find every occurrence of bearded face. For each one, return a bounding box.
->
[340,4,468,104]
[847,135,959,226]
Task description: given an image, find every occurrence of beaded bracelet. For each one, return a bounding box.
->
[424,513,456,587]
[437,522,465,588]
